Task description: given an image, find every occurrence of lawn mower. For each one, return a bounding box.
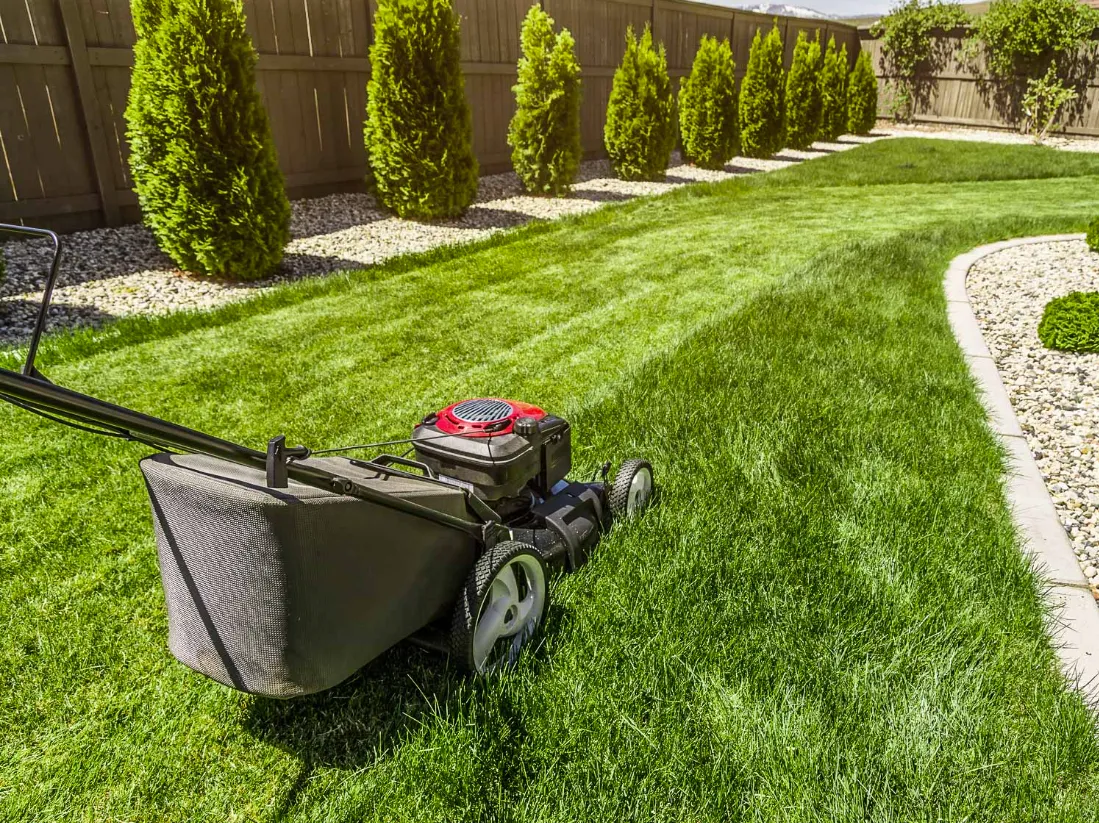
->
[0,224,655,698]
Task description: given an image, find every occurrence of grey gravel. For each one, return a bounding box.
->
[0,141,873,346]
[967,240,1099,590]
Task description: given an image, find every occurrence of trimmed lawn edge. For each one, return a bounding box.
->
[946,233,1099,707]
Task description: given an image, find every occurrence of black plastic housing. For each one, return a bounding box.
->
[412,416,572,501]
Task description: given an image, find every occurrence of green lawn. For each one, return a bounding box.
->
[3,139,1099,821]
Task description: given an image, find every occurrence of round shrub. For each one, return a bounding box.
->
[604,25,677,181]
[739,25,786,159]
[819,38,849,141]
[678,35,738,170]
[847,50,878,134]
[785,31,823,151]
[125,0,290,280]
[366,0,478,218]
[508,5,582,195]
[1038,291,1099,352]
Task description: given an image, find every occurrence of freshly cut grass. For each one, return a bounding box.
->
[1038,291,1099,352]
[3,140,1099,821]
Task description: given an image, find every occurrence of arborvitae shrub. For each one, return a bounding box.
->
[819,38,849,141]
[125,0,289,280]
[739,25,786,159]
[1089,216,1099,252]
[366,0,478,218]
[604,25,677,181]
[1038,291,1099,352]
[847,50,878,135]
[508,5,582,195]
[678,35,738,170]
[785,31,823,151]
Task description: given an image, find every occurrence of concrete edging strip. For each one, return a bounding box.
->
[944,234,1099,707]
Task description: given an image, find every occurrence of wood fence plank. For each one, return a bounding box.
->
[26,0,66,46]
[0,62,46,200]
[57,0,121,224]
[0,0,38,44]
[41,62,96,194]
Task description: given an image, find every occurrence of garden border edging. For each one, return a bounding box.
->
[945,234,1099,707]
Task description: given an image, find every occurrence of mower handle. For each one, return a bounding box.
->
[0,223,63,379]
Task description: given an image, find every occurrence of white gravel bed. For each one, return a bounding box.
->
[0,141,870,346]
[881,122,1099,153]
[967,240,1099,591]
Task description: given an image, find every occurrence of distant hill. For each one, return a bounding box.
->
[735,3,837,19]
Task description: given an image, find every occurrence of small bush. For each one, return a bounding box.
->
[739,25,786,159]
[1038,291,1099,352]
[847,50,879,134]
[678,35,738,169]
[785,31,823,151]
[125,0,290,280]
[366,0,478,218]
[508,5,582,195]
[819,38,849,141]
[1088,216,1099,252]
[604,25,677,181]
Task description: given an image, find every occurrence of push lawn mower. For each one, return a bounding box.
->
[0,224,655,698]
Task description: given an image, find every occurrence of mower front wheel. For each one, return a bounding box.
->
[450,541,549,674]
[608,458,654,519]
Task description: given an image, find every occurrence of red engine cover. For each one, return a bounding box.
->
[427,398,546,438]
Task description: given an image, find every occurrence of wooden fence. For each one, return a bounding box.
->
[860,28,1099,137]
[0,0,859,231]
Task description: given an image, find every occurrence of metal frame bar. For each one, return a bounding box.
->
[1,224,63,376]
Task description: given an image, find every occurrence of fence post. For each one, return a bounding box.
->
[651,0,657,29]
[57,0,122,227]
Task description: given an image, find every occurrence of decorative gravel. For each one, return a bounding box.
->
[882,122,1099,153]
[967,240,1099,591]
[0,142,873,347]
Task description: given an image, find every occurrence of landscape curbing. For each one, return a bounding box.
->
[945,234,1099,708]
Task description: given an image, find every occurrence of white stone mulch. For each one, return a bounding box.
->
[881,122,1099,154]
[0,140,871,347]
[967,240,1099,589]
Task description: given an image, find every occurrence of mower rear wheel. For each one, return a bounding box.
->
[450,541,549,674]
[608,458,654,519]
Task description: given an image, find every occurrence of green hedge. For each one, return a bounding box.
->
[739,25,786,159]
[819,37,849,141]
[847,50,878,135]
[604,25,677,181]
[125,0,290,280]
[678,35,738,170]
[365,0,478,218]
[785,31,823,151]
[1038,291,1099,352]
[508,5,583,195]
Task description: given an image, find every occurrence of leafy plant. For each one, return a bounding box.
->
[872,0,970,121]
[678,35,738,169]
[966,0,1099,131]
[847,50,879,134]
[819,38,849,141]
[1022,63,1078,142]
[786,31,824,150]
[125,0,290,280]
[968,0,1099,79]
[508,5,582,195]
[1038,291,1099,352]
[739,25,786,158]
[604,25,677,181]
[365,0,478,218]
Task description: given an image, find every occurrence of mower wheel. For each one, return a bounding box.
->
[608,458,654,519]
[450,541,549,674]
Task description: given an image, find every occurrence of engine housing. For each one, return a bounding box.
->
[412,398,571,503]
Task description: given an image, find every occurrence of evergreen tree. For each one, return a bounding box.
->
[678,35,738,170]
[365,0,478,218]
[739,25,786,159]
[125,0,289,280]
[847,49,879,135]
[1088,215,1099,253]
[604,25,677,181]
[785,31,823,150]
[819,38,849,141]
[508,5,582,195]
